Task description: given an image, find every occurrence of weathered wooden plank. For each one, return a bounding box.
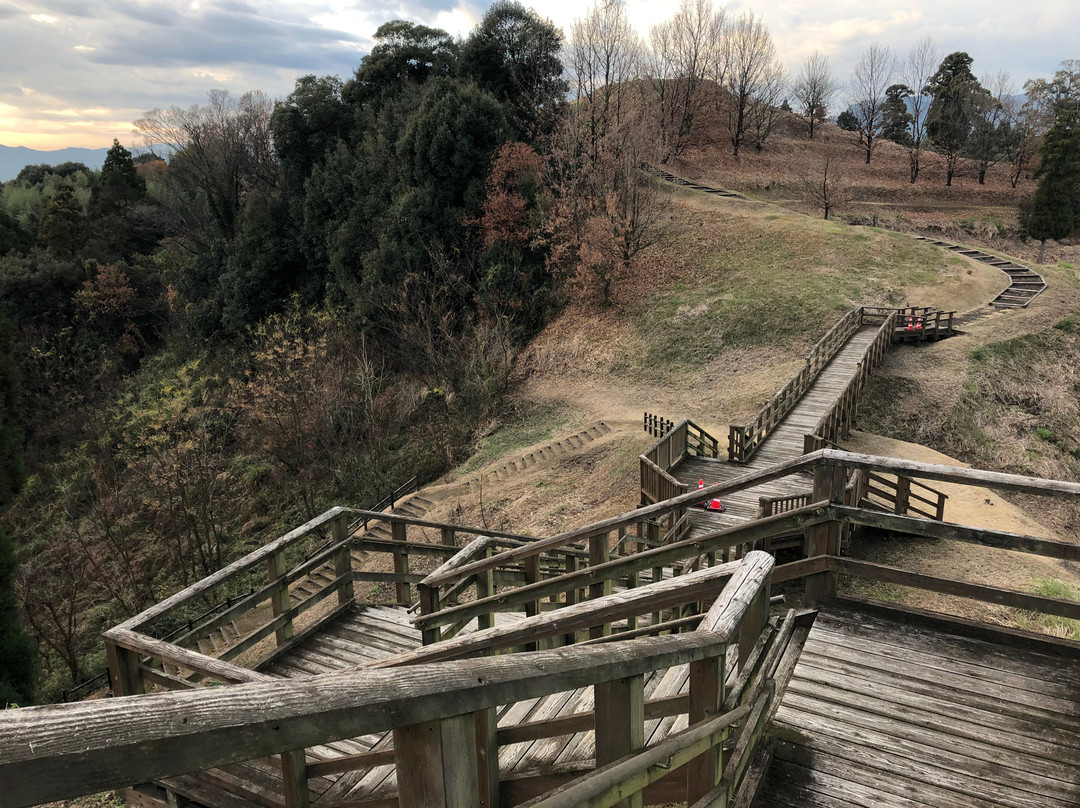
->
[514,706,750,808]
[775,702,1080,803]
[795,648,1080,750]
[0,630,741,808]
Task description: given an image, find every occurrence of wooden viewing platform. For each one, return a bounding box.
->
[6,447,1080,808]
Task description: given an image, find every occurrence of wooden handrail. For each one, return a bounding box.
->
[729,307,865,461]
[1,550,782,808]
[414,500,827,631]
[422,451,824,590]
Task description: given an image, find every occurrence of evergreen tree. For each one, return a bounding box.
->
[881,84,914,145]
[1027,110,1080,263]
[457,0,566,141]
[0,313,34,706]
[36,181,86,257]
[90,139,146,217]
[837,110,859,131]
[925,52,982,186]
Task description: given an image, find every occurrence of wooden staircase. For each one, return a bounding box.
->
[465,421,613,489]
[915,236,1047,308]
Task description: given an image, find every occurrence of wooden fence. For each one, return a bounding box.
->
[802,310,898,453]
[7,450,1080,808]
[639,418,722,544]
[103,507,549,697]
[728,307,865,462]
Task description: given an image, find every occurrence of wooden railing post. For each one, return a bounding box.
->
[332,514,354,607]
[589,532,612,639]
[476,545,495,631]
[267,550,293,646]
[418,585,441,646]
[594,674,646,808]
[394,712,484,808]
[391,520,411,605]
[280,749,309,808]
[804,463,846,608]
[738,581,770,671]
[895,475,912,515]
[105,640,143,696]
[524,555,541,651]
[687,648,728,803]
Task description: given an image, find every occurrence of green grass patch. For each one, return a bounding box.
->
[1013,578,1080,640]
[632,215,943,378]
[451,401,575,478]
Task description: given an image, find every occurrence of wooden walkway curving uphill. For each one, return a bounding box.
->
[672,326,882,538]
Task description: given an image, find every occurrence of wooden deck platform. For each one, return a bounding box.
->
[755,602,1080,808]
[160,604,718,807]
[674,325,881,538]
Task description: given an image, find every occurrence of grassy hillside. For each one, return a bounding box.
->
[423,187,1015,536]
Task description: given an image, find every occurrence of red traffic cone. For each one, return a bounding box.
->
[698,479,704,489]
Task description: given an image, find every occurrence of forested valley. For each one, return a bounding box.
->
[0,0,1077,707]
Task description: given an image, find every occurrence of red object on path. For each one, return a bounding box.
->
[700,482,726,512]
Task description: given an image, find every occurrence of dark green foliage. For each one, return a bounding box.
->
[882,85,914,146]
[270,75,351,198]
[0,250,87,328]
[925,52,982,185]
[345,20,458,112]
[219,191,316,332]
[0,313,34,706]
[837,110,859,131]
[15,162,90,186]
[36,182,86,257]
[90,140,146,217]
[457,1,566,140]
[0,209,32,257]
[0,316,23,509]
[1027,110,1080,252]
[0,527,35,706]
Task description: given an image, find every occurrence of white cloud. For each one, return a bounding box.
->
[0,0,1077,149]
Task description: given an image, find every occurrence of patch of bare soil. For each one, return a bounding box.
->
[839,432,1080,630]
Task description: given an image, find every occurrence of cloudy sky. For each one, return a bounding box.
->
[0,0,1076,150]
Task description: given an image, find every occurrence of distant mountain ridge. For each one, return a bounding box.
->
[0,144,111,182]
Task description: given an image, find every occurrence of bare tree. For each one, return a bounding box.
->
[970,71,1014,184]
[803,145,851,220]
[725,11,780,157]
[900,36,939,182]
[135,90,276,239]
[747,59,788,151]
[791,52,838,139]
[647,0,727,163]
[1004,96,1047,188]
[568,0,644,159]
[850,43,895,163]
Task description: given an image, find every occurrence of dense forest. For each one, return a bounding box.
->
[0,0,1077,704]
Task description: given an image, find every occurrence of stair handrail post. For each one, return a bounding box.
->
[267,549,294,647]
[332,513,355,607]
[803,462,846,608]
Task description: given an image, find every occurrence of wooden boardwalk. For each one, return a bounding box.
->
[160,603,727,807]
[674,325,882,537]
[756,603,1080,808]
